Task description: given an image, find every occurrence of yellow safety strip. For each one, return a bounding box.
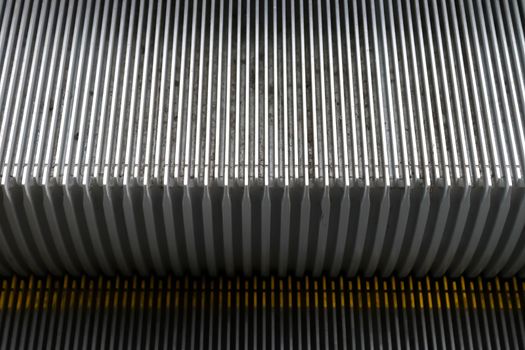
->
[0,275,523,312]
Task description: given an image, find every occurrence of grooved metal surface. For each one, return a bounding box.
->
[0,275,524,349]
[1,0,525,277]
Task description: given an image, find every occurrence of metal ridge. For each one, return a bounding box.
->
[0,0,525,277]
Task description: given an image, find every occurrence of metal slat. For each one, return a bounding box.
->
[0,0,524,278]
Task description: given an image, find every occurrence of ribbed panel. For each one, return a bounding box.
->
[1,0,525,277]
[0,275,524,349]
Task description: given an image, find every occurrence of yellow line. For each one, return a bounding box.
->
[78,278,86,309]
[1,276,524,312]
[157,280,164,310]
[383,281,389,309]
[288,277,293,309]
[366,280,371,309]
[43,278,51,311]
[418,281,424,309]
[331,280,336,309]
[504,281,513,311]
[322,277,327,309]
[409,277,415,309]
[87,280,94,309]
[270,278,275,308]
[358,277,363,309]
[470,281,477,310]
[513,278,521,309]
[7,276,17,310]
[0,280,7,311]
[227,280,232,309]
[202,282,207,309]
[444,278,451,309]
[452,281,459,309]
[314,280,319,309]
[245,280,250,308]
[16,280,25,311]
[340,277,345,308]
[34,279,42,311]
[391,278,398,309]
[479,279,487,310]
[305,279,309,308]
[175,280,180,308]
[121,280,127,311]
[24,277,34,310]
[426,277,433,309]
[102,279,111,310]
[130,278,137,309]
[496,278,506,310]
[280,280,284,309]
[297,280,301,308]
[478,277,484,292]
[488,286,495,310]
[68,279,77,310]
[435,281,442,310]
[348,280,354,309]
[461,277,468,310]
[148,278,155,309]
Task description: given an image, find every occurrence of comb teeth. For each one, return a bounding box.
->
[0,0,525,277]
[0,275,524,349]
